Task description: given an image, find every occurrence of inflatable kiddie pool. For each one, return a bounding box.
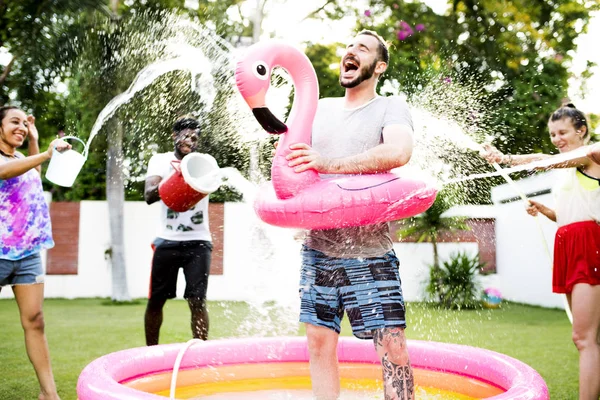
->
[77,337,549,399]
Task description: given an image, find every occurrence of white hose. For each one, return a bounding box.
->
[170,338,203,399]
[488,161,573,324]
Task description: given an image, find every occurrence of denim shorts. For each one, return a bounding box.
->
[299,245,406,340]
[0,253,45,290]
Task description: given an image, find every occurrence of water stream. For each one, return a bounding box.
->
[443,146,588,185]
[85,45,217,151]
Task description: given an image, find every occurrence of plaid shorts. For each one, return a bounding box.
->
[299,245,406,339]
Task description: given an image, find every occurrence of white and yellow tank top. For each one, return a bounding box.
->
[553,168,600,227]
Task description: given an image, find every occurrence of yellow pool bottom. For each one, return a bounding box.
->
[154,378,478,399]
[124,362,504,399]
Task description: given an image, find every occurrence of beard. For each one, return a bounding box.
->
[339,59,378,88]
[173,131,198,159]
[174,141,197,159]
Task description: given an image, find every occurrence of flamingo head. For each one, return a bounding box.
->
[235,41,288,134]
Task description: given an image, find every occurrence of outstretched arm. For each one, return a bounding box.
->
[480,143,590,169]
[0,138,70,180]
[287,124,413,174]
[480,144,550,166]
[0,153,50,180]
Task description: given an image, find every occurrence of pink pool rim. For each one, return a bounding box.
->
[77,337,549,399]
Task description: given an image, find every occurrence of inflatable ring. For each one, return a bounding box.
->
[77,337,549,399]
[235,40,437,229]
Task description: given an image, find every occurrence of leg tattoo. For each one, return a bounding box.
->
[374,328,414,400]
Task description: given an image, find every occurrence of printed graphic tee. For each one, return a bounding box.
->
[147,152,212,242]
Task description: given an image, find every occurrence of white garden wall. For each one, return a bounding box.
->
[491,170,565,309]
[2,173,564,311]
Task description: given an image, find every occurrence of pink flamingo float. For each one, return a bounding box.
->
[235,40,437,229]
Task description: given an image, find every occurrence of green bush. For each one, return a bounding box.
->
[209,184,243,203]
[426,251,485,310]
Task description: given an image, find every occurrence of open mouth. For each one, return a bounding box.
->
[342,58,359,77]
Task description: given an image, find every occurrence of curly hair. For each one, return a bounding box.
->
[172,115,201,134]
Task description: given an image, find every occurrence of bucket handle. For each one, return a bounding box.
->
[170,160,181,173]
[58,136,89,159]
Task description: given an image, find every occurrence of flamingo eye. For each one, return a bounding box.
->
[252,61,269,80]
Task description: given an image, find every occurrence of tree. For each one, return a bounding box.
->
[300,0,598,203]
[0,0,108,156]
[0,0,108,89]
[190,0,249,40]
[304,0,598,152]
[357,0,599,155]
[396,189,469,271]
[60,3,256,299]
[305,42,345,99]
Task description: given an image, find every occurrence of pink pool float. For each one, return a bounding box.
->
[77,336,549,399]
[235,40,437,230]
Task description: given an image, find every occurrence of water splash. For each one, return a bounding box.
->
[408,106,482,184]
[77,12,295,190]
[85,45,217,151]
[218,167,301,337]
[80,11,300,335]
[384,75,502,206]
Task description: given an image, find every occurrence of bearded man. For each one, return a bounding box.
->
[286,30,416,400]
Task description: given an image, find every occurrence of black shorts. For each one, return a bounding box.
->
[149,238,212,300]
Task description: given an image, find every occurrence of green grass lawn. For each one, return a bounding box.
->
[0,299,577,399]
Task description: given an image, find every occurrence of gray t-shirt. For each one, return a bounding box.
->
[304,96,413,258]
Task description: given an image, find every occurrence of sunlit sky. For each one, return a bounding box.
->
[568,11,600,114]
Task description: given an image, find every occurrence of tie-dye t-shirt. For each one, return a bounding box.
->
[0,153,54,260]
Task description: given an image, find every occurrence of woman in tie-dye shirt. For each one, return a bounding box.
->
[0,106,70,400]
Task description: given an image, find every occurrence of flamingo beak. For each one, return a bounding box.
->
[252,107,288,134]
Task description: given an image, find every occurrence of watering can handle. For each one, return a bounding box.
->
[170,160,181,172]
[58,136,89,159]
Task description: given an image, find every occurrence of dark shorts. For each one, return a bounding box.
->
[299,245,406,340]
[0,253,44,292]
[149,238,212,300]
